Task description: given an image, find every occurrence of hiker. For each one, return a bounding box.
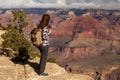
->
[37,14,51,76]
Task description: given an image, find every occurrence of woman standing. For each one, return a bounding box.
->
[37,14,51,76]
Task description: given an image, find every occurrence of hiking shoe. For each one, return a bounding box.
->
[39,73,48,76]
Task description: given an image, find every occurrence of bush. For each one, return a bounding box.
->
[47,57,56,63]
[1,24,35,61]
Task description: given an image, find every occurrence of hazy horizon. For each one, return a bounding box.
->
[0,0,120,10]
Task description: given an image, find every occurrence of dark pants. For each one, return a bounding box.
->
[37,45,49,74]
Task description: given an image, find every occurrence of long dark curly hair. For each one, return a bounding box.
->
[37,14,50,29]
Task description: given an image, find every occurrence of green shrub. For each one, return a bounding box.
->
[1,24,35,60]
[1,10,38,62]
[47,57,56,63]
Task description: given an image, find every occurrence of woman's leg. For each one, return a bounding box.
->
[38,45,49,74]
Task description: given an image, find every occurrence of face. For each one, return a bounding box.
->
[48,28,52,33]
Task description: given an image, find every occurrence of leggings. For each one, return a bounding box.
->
[37,45,49,74]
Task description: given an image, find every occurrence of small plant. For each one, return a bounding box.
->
[47,57,56,63]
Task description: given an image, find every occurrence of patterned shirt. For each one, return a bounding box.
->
[42,26,51,46]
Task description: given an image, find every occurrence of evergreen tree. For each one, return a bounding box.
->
[1,10,36,62]
[1,24,35,61]
[12,10,28,34]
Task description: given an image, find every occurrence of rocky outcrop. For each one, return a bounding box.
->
[0,56,93,80]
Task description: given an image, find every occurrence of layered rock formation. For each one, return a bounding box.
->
[48,10,120,80]
[0,9,120,80]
